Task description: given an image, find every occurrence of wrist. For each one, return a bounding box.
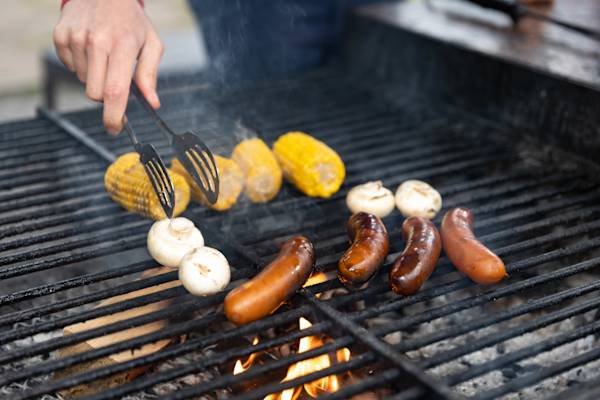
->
[61,0,145,10]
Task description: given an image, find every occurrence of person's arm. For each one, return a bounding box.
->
[53,0,163,134]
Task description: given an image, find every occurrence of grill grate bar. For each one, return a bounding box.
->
[347,235,600,326]
[388,388,429,400]
[0,120,59,138]
[379,235,600,328]
[0,284,187,346]
[0,150,94,171]
[248,176,591,257]
[258,186,599,272]
[0,183,105,216]
[38,308,322,400]
[0,292,211,367]
[0,130,84,151]
[444,303,600,384]
[0,192,107,226]
[0,172,105,204]
[0,157,97,187]
[304,293,457,399]
[1,312,220,390]
[394,257,600,353]
[0,263,169,326]
[0,269,255,364]
[3,65,600,400]
[220,154,510,226]
[236,171,544,246]
[546,378,600,400]
[224,354,374,400]
[0,222,147,267]
[317,369,402,400]
[0,234,147,280]
[0,140,87,162]
[6,304,314,394]
[0,213,147,254]
[162,339,362,400]
[38,107,116,163]
[474,345,600,400]
[425,294,600,372]
[0,259,158,307]
[0,203,122,241]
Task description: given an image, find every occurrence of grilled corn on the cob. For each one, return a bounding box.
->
[231,138,282,203]
[171,156,244,211]
[104,152,190,220]
[273,131,345,198]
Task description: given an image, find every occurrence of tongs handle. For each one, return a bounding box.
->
[130,82,176,141]
[461,0,526,23]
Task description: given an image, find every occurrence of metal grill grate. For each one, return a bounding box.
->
[1,68,600,400]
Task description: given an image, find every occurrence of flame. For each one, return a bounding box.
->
[304,272,328,288]
[232,272,351,399]
[264,318,351,399]
[233,336,260,375]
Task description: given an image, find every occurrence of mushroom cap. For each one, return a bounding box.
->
[346,181,395,218]
[147,218,204,267]
[395,180,442,219]
[179,247,231,296]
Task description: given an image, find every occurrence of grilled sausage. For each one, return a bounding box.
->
[389,217,441,295]
[224,236,315,325]
[441,207,507,285]
[338,212,389,288]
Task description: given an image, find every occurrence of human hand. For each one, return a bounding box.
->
[53,0,163,134]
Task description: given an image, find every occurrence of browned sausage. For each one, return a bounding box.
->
[441,207,507,285]
[224,236,315,325]
[338,212,389,288]
[389,217,441,295]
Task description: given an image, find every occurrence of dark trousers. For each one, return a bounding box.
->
[188,0,384,83]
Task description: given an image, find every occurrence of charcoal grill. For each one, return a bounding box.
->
[2,1,600,399]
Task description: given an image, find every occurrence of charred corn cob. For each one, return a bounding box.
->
[104,152,190,220]
[231,138,282,203]
[171,156,244,211]
[273,131,345,198]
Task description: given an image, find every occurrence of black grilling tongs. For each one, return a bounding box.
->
[124,82,220,219]
[462,0,600,41]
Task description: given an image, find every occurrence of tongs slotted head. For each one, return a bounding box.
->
[130,83,220,205]
[124,119,175,219]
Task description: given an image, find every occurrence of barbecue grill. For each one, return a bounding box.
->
[2,1,600,399]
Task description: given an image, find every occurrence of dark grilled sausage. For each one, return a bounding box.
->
[441,207,507,285]
[338,212,389,288]
[389,217,441,295]
[224,236,315,325]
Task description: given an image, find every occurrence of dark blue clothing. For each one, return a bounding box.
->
[188,0,384,83]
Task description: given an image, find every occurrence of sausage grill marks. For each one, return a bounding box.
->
[224,236,315,325]
[441,207,507,285]
[390,217,441,296]
[338,212,390,288]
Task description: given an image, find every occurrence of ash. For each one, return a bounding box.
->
[375,270,600,399]
[0,290,230,400]
[1,320,229,400]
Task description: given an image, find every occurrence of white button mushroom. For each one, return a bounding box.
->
[147,218,204,267]
[179,247,231,296]
[395,180,442,219]
[346,181,395,218]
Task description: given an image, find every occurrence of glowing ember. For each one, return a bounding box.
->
[232,272,351,399]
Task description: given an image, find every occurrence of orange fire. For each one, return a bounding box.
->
[232,272,351,399]
[304,272,328,289]
[233,336,260,375]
